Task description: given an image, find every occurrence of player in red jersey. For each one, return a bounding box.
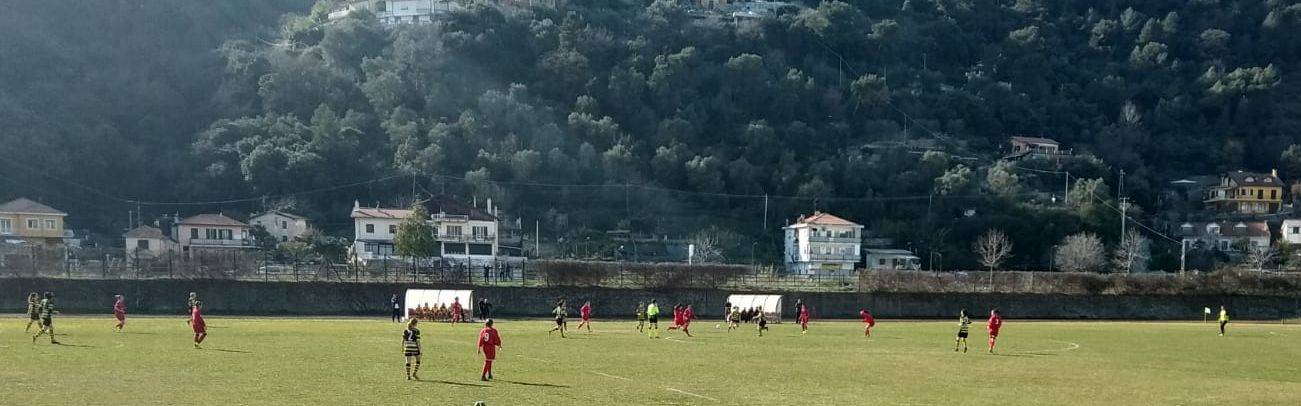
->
[477,319,503,381]
[666,304,683,331]
[859,308,875,337]
[680,305,695,337]
[795,299,810,335]
[450,297,464,325]
[576,301,593,333]
[987,309,1003,353]
[113,294,127,332]
[190,300,207,348]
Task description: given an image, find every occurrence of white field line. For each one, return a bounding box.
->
[593,372,632,379]
[666,387,718,401]
[664,337,698,344]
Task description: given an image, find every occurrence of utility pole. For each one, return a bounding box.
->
[762,194,769,231]
[1179,239,1187,275]
[1118,169,1126,240]
[1063,171,1071,205]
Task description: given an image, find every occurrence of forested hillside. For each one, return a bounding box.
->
[3,0,1301,268]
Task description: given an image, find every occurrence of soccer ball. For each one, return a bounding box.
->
[715,324,721,329]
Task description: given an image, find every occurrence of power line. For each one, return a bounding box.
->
[1087,190,1181,244]
[0,159,406,207]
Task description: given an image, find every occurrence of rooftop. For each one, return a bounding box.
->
[789,212,861,227]
[178,214,248,227]
[1222,170,1282,187]
[124,225,170,240]
[0,198,66,216]
[1009,136,1060,146]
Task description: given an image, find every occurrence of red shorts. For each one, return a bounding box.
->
[482,349,497,361]
[989,330,999,338]
[799,316,809,324]
[192,320,206,334]
[115,312,126,321]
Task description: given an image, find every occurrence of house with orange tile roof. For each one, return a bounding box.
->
[783,212,864,275]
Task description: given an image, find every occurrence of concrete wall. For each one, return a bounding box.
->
[1,278,1297,320]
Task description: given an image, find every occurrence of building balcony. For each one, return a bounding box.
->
[806,253,860,262]
[187,238,255,248]
[807,236,860,243]
[434,234,496,243]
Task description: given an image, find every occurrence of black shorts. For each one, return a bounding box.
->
[649,315,658,323]
[40,318,52,327]
[758,320,767,328]
[555,317,565,326]
[29,313,39,321]
[957,331,969,338]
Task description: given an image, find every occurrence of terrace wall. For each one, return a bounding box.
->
[2,278,1298,320]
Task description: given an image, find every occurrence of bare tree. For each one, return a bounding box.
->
[1244,243,1277,272]
[973,229,1014,272]
[1112,229,1150,273]
[689,228,726,264]
[1056,232,1106,272]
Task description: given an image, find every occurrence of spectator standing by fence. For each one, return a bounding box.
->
[390,294,402,322]
[478,298,493,320]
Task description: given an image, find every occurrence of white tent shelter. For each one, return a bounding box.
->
[727,294,783,322]
[404,289,473,320]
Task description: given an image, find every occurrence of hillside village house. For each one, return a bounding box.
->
[123,225,178,259]
[1204,170,1283,214]
[250,211,314,242]
[173,214,254,253]
[0,198,67,247]
[1283,219,1301,245]
[783,212,864,275]
[1178,221,1271,252]
[864,249,922,271]
[350,198,500,266]
[1007,136,1068,159]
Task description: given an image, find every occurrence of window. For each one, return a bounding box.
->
[472,226,489,238]
[281,221,288,229]
[388,225,397,234]
[878,259,886,266]
[0,218,11,234]
[224,229,233,240]
[28,219,39,229]
[45,219,56,229]
[205,229,216,239]
[365,224,374,233]
[281,236,287,242]
[1290,227,1299,235]
[136,240,150,250]
[447,225,462,236]
[1271,190,1278,199]
[191,228,199,239]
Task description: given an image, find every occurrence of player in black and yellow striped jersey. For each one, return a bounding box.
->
[32,292,59,344]
[954,309,971,353]
[403,318,422,380]
[24,292,39,332]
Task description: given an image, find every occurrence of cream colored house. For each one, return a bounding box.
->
[250,210,314,243]
[124,225,178,259]
[173,214,254,253]
[0,198,67,247]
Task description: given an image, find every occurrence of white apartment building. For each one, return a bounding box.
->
[328,0,464,24]
[350,198,499,265]
[783,212,864,276]
[173,214,254,253]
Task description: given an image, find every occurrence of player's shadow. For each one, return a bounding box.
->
[498,380,568,388]
[53,342,95,348]
[994,352,1051,357]
[420,380,490,387]
[119,332,156,335]
[207,348,252,354]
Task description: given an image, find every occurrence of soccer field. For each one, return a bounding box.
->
[2,316,1298,405]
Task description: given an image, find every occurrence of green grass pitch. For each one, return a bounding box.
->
[2,316,1299,405]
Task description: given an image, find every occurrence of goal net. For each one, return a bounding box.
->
[404,289,473,320]
[726,294,783,323]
